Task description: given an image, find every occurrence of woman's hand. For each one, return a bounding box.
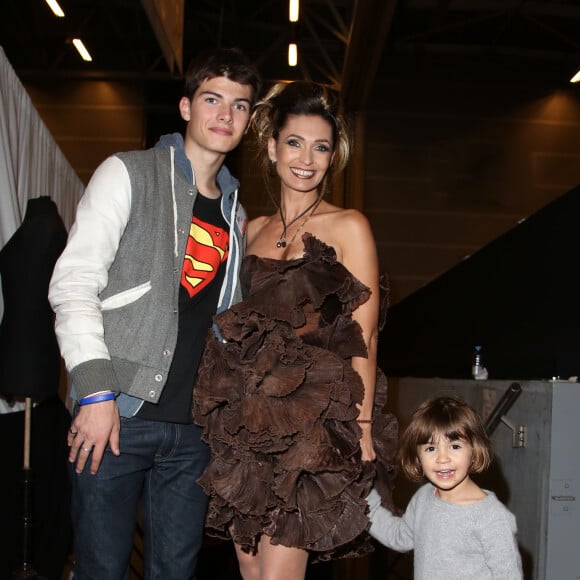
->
[359,423,376,462]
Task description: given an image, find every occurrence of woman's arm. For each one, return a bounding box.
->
[338,209,380,461]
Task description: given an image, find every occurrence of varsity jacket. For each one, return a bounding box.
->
[49,133,247,416]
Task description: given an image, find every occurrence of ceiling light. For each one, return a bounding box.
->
[45,0,65,17]
[288,43,298,67]
[72,39,93,62]
[571,70,580,83]
[289,0,299,22]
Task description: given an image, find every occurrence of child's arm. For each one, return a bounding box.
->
[479,502,523,579]
[366,488,414,552]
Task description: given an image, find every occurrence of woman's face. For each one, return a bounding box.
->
[268,114,334,196]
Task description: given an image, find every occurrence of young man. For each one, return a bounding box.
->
[48,48,261,579]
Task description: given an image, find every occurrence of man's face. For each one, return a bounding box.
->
[180,76,253,156]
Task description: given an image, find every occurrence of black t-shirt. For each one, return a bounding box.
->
[137,192,229,423]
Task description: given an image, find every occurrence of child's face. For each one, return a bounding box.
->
[417,431,474,498]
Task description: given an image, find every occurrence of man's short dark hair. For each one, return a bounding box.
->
[183,47,261,105]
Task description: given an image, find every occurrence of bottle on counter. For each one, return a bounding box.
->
[472,345,488,380]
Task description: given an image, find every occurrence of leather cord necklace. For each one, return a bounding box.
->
[276,197,321,248]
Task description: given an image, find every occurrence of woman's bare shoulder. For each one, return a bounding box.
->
[321,205,372,236]
[247,214,273,246]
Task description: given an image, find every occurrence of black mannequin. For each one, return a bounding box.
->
[0,196,71,579]
[0,196,67,398]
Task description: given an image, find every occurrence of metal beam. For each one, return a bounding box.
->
[141,0,184,75]
[341,0,398,112]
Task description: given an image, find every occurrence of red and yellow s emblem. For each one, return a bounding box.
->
[181,217,229,298]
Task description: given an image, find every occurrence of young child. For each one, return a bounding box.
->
[366,396,523,580]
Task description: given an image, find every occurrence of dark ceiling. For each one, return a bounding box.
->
[2,0,580,110]
[1,0,356,84]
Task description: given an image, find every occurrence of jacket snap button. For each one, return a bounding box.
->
[149,390,156,398]
[154,374,162,382]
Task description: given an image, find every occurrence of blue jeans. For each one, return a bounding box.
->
[71,416,210,580]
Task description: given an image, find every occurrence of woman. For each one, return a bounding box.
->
[194,81,397,579]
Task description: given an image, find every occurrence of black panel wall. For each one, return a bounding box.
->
[379,185,580,381]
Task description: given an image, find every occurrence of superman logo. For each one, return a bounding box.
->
[181,217,229,298]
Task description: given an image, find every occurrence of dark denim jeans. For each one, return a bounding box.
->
[70,416,210,580]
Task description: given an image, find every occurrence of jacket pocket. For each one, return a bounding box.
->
[101,281,152,311]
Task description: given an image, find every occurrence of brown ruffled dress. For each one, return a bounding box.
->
[193,234,398,562]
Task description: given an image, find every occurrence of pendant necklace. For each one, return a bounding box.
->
[276,197,321,248]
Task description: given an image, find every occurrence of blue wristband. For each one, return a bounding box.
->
[79,392,116,406]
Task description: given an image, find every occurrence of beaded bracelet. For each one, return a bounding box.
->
[356,418,373,424]
[79,392,116,406]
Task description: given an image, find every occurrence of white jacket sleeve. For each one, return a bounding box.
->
[367,488,415,552]
[49,156,131,379]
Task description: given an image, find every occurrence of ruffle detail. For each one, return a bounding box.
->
[193,234,397,562]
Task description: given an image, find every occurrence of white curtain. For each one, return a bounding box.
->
[0,46,84,319]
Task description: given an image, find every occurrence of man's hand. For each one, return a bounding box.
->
[67,400,120,474]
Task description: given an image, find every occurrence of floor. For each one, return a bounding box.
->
[59,538,413,580]
[181,536,413,579]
